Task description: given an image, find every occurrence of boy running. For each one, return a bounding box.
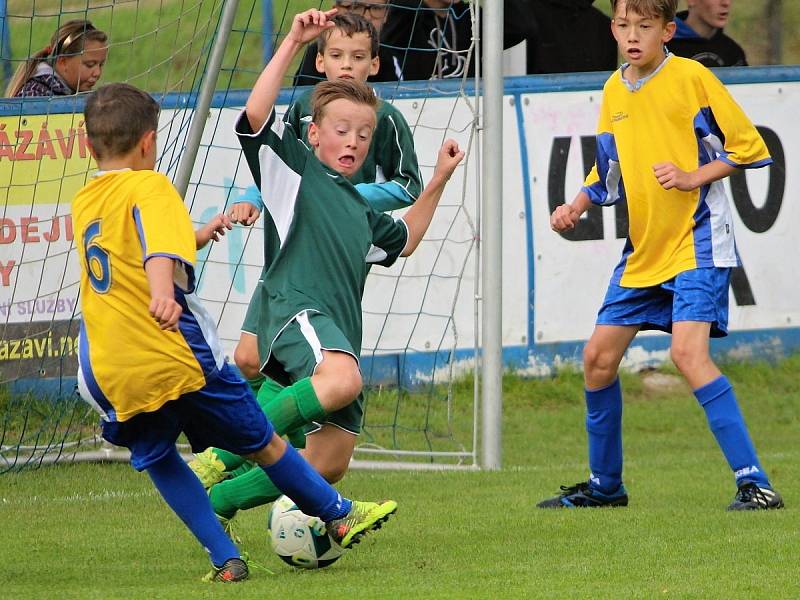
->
[73,82,398,583]
[538,0,783,511]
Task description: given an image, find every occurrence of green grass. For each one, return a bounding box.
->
[2,356,799,599]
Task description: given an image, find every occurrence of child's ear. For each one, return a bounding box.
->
[662,20,677,43]
[315,52,326,75]
[370,55,380,77]
[307,122,320,148]
[140,130,156,156]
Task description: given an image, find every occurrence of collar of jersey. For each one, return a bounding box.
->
[93,168,132,177]
[619,50,672,93]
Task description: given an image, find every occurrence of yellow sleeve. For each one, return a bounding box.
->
[699,68,772,168]
[132,173,197,284]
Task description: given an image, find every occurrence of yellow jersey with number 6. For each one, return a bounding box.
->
[73,170,224,422]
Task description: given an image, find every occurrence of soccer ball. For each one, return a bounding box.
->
[267,495,346,569]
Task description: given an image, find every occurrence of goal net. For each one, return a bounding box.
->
[1,0,482,472]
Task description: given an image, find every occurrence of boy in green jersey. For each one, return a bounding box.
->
[194,8,463,525]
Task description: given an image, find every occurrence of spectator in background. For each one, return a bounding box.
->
[381,0,474,80]
[382,0,523,81]
[669,0,746,66]
[293,0,397,85]
[6,20,108,98]
[505,0,617,74]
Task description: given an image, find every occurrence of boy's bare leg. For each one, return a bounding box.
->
[311,350,363,412]
[303,424,357,484]
[669,321,720,388]
[582,325,639,389]
[234,332,261,381]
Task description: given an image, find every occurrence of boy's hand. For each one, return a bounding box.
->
[550,204,580,232]
[432,139,465,182]
[149,295,182,331]
[229,202,262,226]
[195,213,233,248]
[286,8,337,46]
[653,162,696,191]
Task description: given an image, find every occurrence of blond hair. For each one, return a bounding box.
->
[611,0,678,22]
[310,78,378,124]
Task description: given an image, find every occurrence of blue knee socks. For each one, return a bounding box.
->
[146,447,238,567]
[262,442,351,521]
[586,378,624,494]
[694,375,770,488]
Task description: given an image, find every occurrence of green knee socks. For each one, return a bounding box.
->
[258,376,326,437]
[210,466,282,519]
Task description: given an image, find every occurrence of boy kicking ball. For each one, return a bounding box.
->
[73,82,398,583]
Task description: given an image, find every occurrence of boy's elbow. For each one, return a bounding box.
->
[244,106,266,133]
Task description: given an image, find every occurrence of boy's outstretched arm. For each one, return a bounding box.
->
[195,213,233,248]
[245,8,337,133]
[550,191,592,233]
[400,140,464,257]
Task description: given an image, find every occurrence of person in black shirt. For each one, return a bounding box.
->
[669,0,747,67]
[505,0,617,74]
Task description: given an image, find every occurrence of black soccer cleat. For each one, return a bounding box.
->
[537,481,629,508]
[202,557,249,583]
[727,483,784,511]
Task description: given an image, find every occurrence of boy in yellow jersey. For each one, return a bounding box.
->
[73,83,398,582]
[539,0,783,511]
[189,8,462,527]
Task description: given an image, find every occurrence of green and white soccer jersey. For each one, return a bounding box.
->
[235,108,408,408]
[284,89,422,210]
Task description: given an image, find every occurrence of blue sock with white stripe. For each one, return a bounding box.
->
[146,446,239,567]
[694,375,770,488]
[586,378,624,494]
[262,442,351,521]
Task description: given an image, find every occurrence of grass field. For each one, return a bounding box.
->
[2,356,798,599]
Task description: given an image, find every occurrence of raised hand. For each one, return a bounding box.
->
[433,139,465,182]
[286,8,338,46]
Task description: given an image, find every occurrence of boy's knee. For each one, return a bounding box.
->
[670,344,702,373]
[583,343,616,378]
[314,354,362,410]
[234,342,260,380]
[317,461,349,484]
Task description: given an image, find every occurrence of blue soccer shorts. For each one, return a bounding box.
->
[101,362,273,471]
[596,267,732,338]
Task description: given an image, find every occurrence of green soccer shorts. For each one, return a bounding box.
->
[265,310,364,435]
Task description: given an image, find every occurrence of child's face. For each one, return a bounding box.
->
[688,0,733,29]
[316,31,379,83]
[612,1,675,73]
[307,98,376,178]
[56,39,108,92]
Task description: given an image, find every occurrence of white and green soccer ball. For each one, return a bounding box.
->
[267,495,346,569]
